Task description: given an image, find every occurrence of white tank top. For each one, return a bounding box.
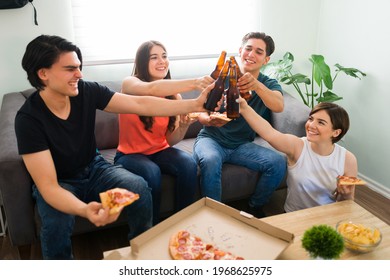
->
[284,137,346,212]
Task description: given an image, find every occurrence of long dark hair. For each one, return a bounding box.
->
[132,40,176,133]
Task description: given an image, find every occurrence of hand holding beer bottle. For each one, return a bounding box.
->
[226,63,240,119]
[204,60,230,111]
[230,56,252,100]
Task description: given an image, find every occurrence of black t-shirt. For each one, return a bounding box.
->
[15,80,115,179]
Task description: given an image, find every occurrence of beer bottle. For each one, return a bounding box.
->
[226,64,240,119]
[230,56,252,100]
[204,60,230,111]
[210,51,227,79]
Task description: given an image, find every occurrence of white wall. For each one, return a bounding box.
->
[260,0,390,197]
[318,0,390,197]
[0,0,389,197]
[0,0,74,104]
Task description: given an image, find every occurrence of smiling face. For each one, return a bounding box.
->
[38,51,82,97]
[305,109,341,144]
[239,38,270,76]
[148,45,169,81]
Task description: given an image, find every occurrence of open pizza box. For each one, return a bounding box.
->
[103,197,294,260]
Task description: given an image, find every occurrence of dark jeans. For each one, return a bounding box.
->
[115,147,198,225]
[32,154,152,259]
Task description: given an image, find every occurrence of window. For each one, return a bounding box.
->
[71,0,260,64]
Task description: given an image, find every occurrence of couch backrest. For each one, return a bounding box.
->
[270,91,311,137]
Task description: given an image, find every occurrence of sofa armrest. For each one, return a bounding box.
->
[270,91,311,137]
[0,92,37,247]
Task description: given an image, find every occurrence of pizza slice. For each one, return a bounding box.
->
[210,112,232,122]
[188,112,202,120]
[169,230,244,260]
[337,175,367,186]
[99,188,139,215]
[169,230,208,260]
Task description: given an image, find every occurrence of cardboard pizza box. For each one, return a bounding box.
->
[103,197,294,260]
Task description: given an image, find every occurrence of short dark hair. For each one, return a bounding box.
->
[241,32,275,56]
[310,102,350,143]
[21,35,83,91]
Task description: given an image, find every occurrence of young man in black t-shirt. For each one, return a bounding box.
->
[15,35,213,259]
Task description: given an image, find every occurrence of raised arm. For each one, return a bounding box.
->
[238,72,284,112]
[238,98,303,164]
[121,75,214,97]
[105,83,214,116]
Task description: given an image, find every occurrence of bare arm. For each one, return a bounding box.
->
[336,150,358,201]
[238,73,284,112]
[105,83,215,116]
[121,75,214,97]
[238,97,303,164]
[22,150,121,226]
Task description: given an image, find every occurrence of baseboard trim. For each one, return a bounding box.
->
[358,173,390,199]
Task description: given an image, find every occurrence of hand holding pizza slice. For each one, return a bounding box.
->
[333,175,366,201]
[99,188,139,215]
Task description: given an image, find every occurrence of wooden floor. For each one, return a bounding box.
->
[1,186,389,260]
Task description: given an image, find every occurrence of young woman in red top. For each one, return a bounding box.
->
[115,40,213,224]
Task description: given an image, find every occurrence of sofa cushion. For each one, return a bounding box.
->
[271,92,310,136]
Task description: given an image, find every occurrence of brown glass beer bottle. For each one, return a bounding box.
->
[230,56,252,100]
[226,64,240,119]
[210,51,227,79]
[204,60,230,111]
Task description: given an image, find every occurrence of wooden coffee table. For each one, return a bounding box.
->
[261,200,390,259]
[103,200,389,260]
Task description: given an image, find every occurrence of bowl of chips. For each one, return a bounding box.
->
[336,220,382,253]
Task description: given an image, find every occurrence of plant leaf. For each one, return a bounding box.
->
[334,63,367,79]
[310,55,333,89]
[317,90,343,103]
[261,52,294,80]
[281,74,311,85]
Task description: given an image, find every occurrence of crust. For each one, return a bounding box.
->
[168,231,181,260]
[99,192,110,209]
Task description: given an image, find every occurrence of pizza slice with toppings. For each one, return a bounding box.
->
[169,230,244,260]
[99,188,139,215]
[337,175,367,186]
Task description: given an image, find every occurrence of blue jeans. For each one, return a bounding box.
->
[32,154,152,260]
[193,137,286,208]
[115,147,197,225]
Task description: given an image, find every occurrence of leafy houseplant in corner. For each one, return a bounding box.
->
[301,224,344,259]
[262,52,366,109]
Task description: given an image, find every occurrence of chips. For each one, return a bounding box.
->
[336,221,381,252]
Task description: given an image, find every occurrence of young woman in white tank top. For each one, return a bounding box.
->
[238,101,358,212]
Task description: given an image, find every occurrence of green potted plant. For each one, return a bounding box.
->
[262,52,366,109]
[301,224,344,259]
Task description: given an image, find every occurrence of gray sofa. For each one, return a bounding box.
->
[0,80,310,255]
